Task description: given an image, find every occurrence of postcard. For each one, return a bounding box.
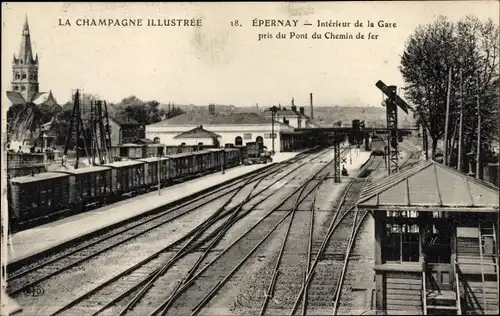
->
[1,2,499,316]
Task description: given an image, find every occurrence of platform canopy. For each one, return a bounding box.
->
[357,160,499,212]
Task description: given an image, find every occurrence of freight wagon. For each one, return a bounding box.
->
[8,147,244,231]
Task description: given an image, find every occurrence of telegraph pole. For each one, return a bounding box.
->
[270,106,277,155]
[457,69,464,172]
[90,101,96,165]
[475,76,481,179]
[444,67,452,166]
[74,90,81,169]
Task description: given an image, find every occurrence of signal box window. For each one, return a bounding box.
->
[385,210,420,263]
[427,212,451,263]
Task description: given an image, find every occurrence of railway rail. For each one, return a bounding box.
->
[289,156,383,316]
[139,151,337,316]
[8,147,341,316]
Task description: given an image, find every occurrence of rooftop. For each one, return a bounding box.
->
[358,160,499,211]
[173,125,221,139]
[148,112,289,127]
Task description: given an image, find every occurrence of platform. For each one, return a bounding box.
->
[6,152,299,266]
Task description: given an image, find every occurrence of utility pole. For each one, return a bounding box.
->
[270,105,277,155]
[157,154,161,195]
[423,126,429,161]
[102,101,112,163]
[90,101,96,165]
[457,69,464,172]
[444,67,452,166]
[476,75,481,179]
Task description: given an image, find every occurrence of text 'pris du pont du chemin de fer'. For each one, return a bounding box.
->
[246,19,397,41]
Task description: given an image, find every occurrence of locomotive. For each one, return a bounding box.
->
[8,148,244,230]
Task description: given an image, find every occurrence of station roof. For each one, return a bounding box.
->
[358,160,499,212]
[148,112,289,127]
[294,127,417,135]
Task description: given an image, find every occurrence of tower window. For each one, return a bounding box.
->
[15,73,20,80]
[20,86,26,91]
[21,73,27,79]
[14,86,19,91]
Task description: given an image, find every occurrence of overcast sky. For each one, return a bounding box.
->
[2,1,498,108]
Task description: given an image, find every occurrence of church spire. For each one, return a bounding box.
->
[18,14,34,64]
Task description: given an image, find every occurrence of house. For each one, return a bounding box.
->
[262,99,311,128]
[108,115,145,146]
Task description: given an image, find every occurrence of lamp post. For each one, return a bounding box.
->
[42,132,48,169]
[269,106,278,155]
[157,153,161,195]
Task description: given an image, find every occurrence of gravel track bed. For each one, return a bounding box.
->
[7,193,235,296]
[166,212,290,315]
[261,211,311,315]
[337,214,376,315]
[14,199,228,316]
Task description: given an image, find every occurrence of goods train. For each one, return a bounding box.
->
[8,148,244,230]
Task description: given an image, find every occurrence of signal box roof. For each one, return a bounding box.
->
[358,160,499,212]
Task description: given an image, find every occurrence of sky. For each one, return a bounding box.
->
[2,1,499,108]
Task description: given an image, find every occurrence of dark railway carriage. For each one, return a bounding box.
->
[104,160,146,196]
[166,152,194,180]
[56,166,112,208]
[9,172,70,226]
[207,148,225,171]
[234,145,247,163]
[224,148,241,168]
[136,157,170,188]
[193,150,211,174]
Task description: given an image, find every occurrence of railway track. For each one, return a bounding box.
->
[7,149,324,282]
[144,153,336,316]
[9,148,338,315]
[288,156,383,316]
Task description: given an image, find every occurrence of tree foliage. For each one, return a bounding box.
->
[400,15,499,167]
[7,93,185,148]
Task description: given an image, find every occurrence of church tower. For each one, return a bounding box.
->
[12,15,39,102]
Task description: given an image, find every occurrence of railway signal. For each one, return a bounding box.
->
[63,89,90,169]
[376,80,413,175]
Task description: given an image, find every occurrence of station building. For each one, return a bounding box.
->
[146,112,294,152]
[358,160,499,315]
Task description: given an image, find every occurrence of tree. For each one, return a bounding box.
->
[400,15,499,167]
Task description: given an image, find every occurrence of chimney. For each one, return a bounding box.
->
[299,106,305,115]
[291,98,297,112]
[310,93,314,120]
[208,104,215,115]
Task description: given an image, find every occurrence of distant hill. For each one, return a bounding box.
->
[312,106,415,128]
[160,104,415,128]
